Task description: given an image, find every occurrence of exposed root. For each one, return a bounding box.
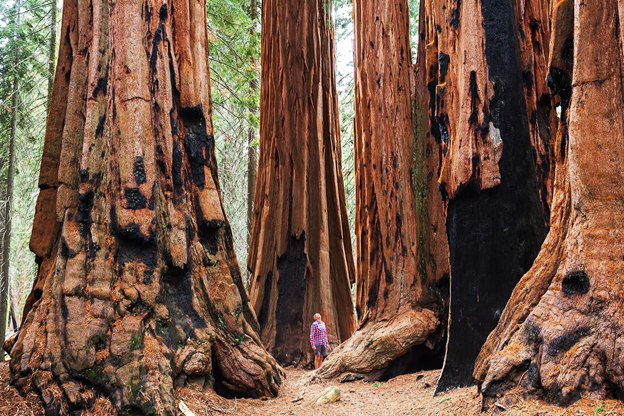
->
[314,308,438,379]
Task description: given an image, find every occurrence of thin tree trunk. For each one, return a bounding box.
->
[420,0,548,392]
[476,0,624,406]
[315,0,447,380]
[0,0,21,355]
[47,0,57,111]
[6,0,283,413]
[246,0,258,242]
[8,287,18,332]
[247,0,356,367]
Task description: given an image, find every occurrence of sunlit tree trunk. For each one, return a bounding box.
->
[0,0,21,356]
[476,0,624,406]
[316,0,449,380]
[247,0,356,367]
[420,0,548,392]
[5,0,283,413]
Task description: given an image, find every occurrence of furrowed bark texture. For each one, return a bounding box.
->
[247,0,356,367]
[316,0,447,380]
[513,0,558,225]
[7,0,283,414]
[421,0,548,392]
[475,0,624,406]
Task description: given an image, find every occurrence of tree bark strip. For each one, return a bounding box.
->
[513,0,558,225]
[246,0,258,242]
[316,0,447,380]
[476,0,624,405]
[247,0,356,367]
[420,0,548,392]
[7,0,283,413]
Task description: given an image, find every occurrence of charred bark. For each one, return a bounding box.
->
[421,0,548,392]
[247,0,356,367]
[7,0,282,414]
[315,0,448,380]
[475,0,624,406]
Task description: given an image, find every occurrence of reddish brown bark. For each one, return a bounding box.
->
[421,0,548,391]
[513,0,558,225]
[247,0,356,367]
[6,0,282,413]
[315,0,448,379]
[475,0,624,406]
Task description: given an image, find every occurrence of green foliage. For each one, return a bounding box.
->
[594,404,606,415]
[371,382,383,388]
[81,368,97,380]
[0,0,57,329]
[409,0,420,60]
[156,316,169,335]
[234,304,243,322]
[216,312,227,330]
[233,333,246,344]
[130,335,141,350]
[207,0,260,282]
[207,0,259,123]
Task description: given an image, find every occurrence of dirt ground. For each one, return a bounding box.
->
[2,362,624,415]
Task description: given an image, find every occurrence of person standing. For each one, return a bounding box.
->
[310,313,329,369]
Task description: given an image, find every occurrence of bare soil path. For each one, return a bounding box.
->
[1,362,623,415]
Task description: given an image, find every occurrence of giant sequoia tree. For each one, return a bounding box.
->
[476,0,624,405]
[316,0,450,379]
[421,0,548,391]
[247,0,356,366]
[5,0,282,413]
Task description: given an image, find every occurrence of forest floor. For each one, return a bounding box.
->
[2,362,624,415]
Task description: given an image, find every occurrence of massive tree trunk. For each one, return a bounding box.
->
[0,0,21,354]
[6,0,283,413]
[421,0,548,392]
[315,0,449,380]
[475,0,624,406]
[247,0,356,367]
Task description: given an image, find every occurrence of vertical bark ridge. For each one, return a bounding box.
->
[8,0,283,414]
[513,0,558,225]
[247,0,356,367]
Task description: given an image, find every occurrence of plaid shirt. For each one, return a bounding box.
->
[310,320,328,347]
